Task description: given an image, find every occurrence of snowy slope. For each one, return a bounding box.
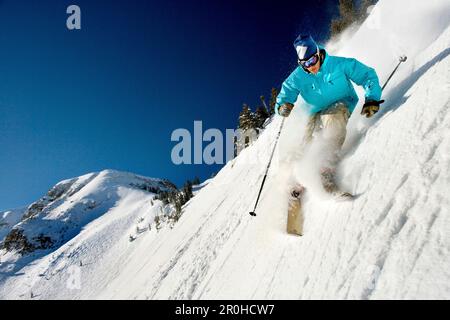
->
[0,169,178,298]
[0,0,449,299]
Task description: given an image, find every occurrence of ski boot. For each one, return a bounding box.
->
[320,168,353,201]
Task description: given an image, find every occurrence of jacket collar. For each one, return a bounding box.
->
[319,48,329,70]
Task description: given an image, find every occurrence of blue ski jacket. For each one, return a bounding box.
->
[276,49,382,115]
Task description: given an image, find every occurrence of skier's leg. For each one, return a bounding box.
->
[285,115,315,235]
[320,167,338,193]
[318,103,352,197]
[302,113,320,147]
[287,111,320,196]
[287,113,318,196]
[286,113,321,235]
[319,102,350,167]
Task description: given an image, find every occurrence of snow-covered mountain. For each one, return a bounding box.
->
[1,0,449,299]
[0,170,178,290]
[1,170,177,253]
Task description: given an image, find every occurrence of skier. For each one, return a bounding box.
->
[275,35,384,235]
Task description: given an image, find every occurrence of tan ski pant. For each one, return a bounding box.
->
[303,102,350,165]
[291,102,350,195]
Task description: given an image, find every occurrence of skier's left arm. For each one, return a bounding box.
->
[343,58,384,117]
[343,57,382,101]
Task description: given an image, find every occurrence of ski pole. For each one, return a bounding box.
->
[382,55,407,90]
[249,117,286,216]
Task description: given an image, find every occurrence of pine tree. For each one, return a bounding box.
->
[175,201,182,215]
[340,0,356,20]
[182,180,193,202]
[358,0,375,22]
[269,88,278,116]
[254,106,269,128]
[330,0,358,38]
[238,104,256,130]
[192,176,201,185]
[157,191,170,205]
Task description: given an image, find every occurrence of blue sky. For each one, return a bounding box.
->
[0,0,338,210]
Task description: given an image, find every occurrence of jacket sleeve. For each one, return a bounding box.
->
[275,74,301,115]
[343,58,382,102]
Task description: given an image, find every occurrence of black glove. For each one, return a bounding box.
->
[278,103,294,117]
[361,99,384,118]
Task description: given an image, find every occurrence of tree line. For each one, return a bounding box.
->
[238,88,278,131]
[330,0,377,39]
[154,176,201,221]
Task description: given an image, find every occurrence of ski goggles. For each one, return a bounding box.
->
[299,52,320,68]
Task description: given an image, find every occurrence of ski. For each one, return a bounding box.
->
[287,187,304,236]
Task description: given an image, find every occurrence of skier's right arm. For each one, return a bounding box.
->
[275,76,300,116]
